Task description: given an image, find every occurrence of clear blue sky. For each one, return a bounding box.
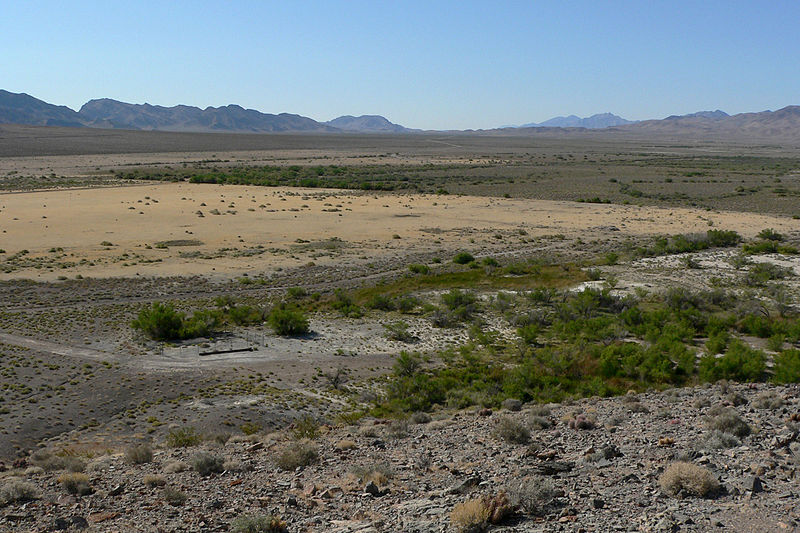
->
[2,1,799,130]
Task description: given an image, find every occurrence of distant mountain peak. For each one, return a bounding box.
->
[519,113,634,129]
[325,115,412,133]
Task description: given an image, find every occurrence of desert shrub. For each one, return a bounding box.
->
[509,475,556,515]
[190,452,225,476]
[482,257,500,267]
[367,294,395,311]
[286,286,307,300]
[125,444,153,464]
[163,486,187,506]
[268,303,309,335]
[698,340,766,383]
[227,304,266,326]
[0,480,40,505]
[753,391,783,410]
[290,416,319,440]
[58,473,92,495]
[453,252,475,265]
[408,263,430,274]
[493,416,530,444]
[529,415,552,430]
[223,460,252,472]
[659,462,719,497]
[706,408,751,437]
[166,426,202,448]
[275,441,318,471]
[143,475,166,487]
[330,289,363,318]
[757,228,784,241]
[450,497,490,532]
[131,302,185,341]
[517,324,541,345]
[700,429,741,449]
[767,334,786,352]
[502,398,522,412]
[386,419,409,439]
[396,296,420,313]
[393,351,422,377]
[411,411,432,424]
[705,330,729,355]
[29,451,85,472]
[744,262,794,286]
[231,514,288,533]
[384,321,415,342]
[773,349,800,383]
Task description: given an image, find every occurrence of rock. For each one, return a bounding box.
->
[71,516,89,529]
[478,408,492,417]
[107,483,124,496]
[52,518,70,531]
[534,461,574,475]
[246,441,264,452]
[364,481,380,497]
[592,498,605,509]
[287,495,298,506]
[744,475,764,493]
[448,475,481,495]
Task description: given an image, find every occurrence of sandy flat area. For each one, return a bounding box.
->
[0,182,795,280]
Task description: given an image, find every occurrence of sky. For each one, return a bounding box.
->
[2,1,799,130]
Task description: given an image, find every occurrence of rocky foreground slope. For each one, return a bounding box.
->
[1,383,799,532]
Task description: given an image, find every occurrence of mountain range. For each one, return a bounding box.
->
[1,89,800,139]
[0,90,412,134]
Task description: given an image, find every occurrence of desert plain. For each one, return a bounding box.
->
[1,127,800,532]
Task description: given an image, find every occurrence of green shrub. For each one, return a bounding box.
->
[330,290,363,318]
[227,304,265,326]
[757,228,784,241]
[268,304,310,335]
[286,287,307,300]
[408,263,430,274]
[366,294,396,311]
[385,321,416,342]
[397,296,420,313]
[165,426,202,448]
[773,349,800,383]
[132,302,185,341]
[290,416,319,440]
[453,252,475,265]
[699,340,766,382]
[231,514,288,533]
[481,257,499,267]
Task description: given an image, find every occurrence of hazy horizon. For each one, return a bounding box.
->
[3,1,799,130]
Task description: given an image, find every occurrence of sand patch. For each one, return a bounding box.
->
[0,183,795,280]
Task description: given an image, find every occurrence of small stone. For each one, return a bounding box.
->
[478,408,493,417]
[52,518,70,531]
[592,498,605,509]
[71,516,89,529]
[108,484,124,496]
[287,495,298,507]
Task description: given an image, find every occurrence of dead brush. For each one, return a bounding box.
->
[659,462,719,498]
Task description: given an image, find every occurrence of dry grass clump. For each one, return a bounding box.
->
[700,429,741,450]
[163,460,188,473]
[350,462,394,485]
[508,475,556,515]
[335,440,357,451]
[659,462,719,497]
[223,460,252,473]
[450,492,512,532]
[385,419,409,439]
[230,513,288,533]
[30,450,85,472]
[706,407,751,437]
[143,474,166,487]
[274,440,318,471]
[125,444,153,464]
[0,480,40,506]
[57,472,92,495]
[493,416,530,444]
[410,411,432,424]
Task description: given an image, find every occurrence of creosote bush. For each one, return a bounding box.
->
[165,426,202,448]
[659,462,719,497]
[453,252,475,265]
